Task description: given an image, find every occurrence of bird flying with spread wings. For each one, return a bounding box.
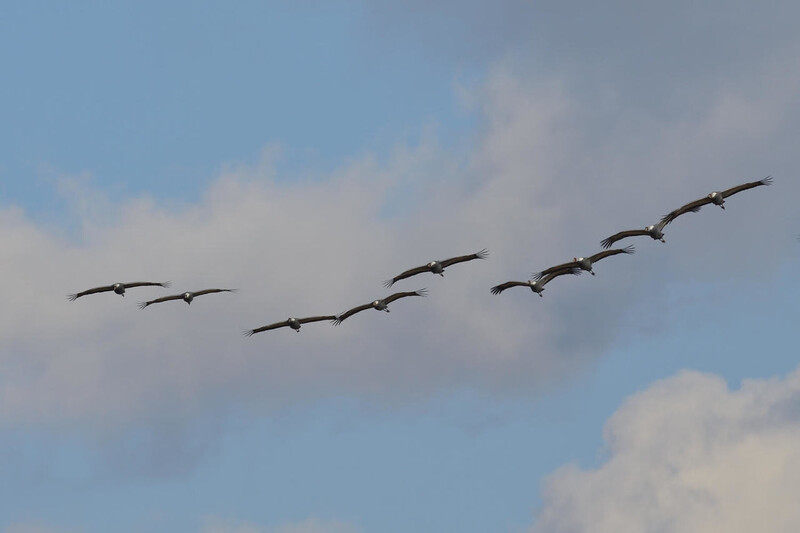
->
[138,289,236,309]
[244,315,336,335]
[68,281,171,301]
[601,219,669,249]
[384,249,488,288]
[333,289,427,325]
[532,245,635,280]
[491,268,581,297]
[659,176,773,226]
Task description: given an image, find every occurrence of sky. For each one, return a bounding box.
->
[1,1,798,532]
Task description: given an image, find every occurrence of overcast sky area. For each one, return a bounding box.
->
[1,1,798,532]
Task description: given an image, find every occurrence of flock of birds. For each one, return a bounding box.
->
[67,177,773,335]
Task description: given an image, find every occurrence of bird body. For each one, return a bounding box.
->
[68,281,170,301]
[533,246,635,279]
[384,249,488,287]
[138,288,236,309]
[491,268,581,297]
[333,289,427,325]
[601,222,667,249]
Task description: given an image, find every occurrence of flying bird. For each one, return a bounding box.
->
[68,281,170,301]
[601,220,669,249]
[532,246,635,280]
[138,289,236,309]
[384,249,489,288]
[490,268,581,297]
[244,315,336,336]
[660,176,773,226]
[332,289,427,325]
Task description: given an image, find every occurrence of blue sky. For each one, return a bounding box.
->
[1,2,799,533]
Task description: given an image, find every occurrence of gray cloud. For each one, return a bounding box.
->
[530,366,800,532]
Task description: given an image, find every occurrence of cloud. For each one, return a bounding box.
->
[530,366,800,532]
[0,43,798,439]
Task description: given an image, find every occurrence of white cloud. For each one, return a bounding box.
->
[0,48,798,435]
[530,367,800,533]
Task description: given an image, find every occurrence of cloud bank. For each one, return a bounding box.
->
[531,366,800,532]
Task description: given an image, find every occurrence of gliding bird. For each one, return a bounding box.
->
[138,289,236,309]
[490,268,581,297]
[244,315,337,336]
[384,249,488,288]
[533,245,635,280]
[660,176,773,226]
[601,220,668,249]
[332,289,427,325]
[68,281,170,301]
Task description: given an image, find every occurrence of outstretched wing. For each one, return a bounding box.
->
[124,281,171,289]
[298,315,337,325]
[532,260,579,281]
[382,288,428,304]
[332,303,373,325]
[538,267,582,288]
[191,288,237,297]
[439,248,489,268]
[601,229,649,249]
[138,293,184,309]
[588,245,635,263]
[67,284,115,301]
[383,265,430,288]
[244,319,291,336]
[490,281,529,295]
[720,176,773,198]
[660,197,712,226]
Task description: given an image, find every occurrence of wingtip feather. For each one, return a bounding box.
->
[67,294,78,301]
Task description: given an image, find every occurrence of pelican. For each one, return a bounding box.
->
[533,246,635,280]
[601,220,668,249]
[68,281,170,301]
[332,289,427,326]
[244,315,336,335]
[490,268,581,297]
[660,176,773,226]
[138,288,236,309]
[384,249,488,288]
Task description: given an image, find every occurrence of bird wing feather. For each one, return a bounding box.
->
[720,176,773,198]
[383,265,431,288]
[332,304,373,325]
[532,261,579,281]
[67,284,115,300]
[244,319,292,336]
[601,229,649,248]
[382,288,428,304]
[138,294,184,309]
[660,197,712,226]
[588,245,635,263]
[490,281,529,294]
[439,248,489,268]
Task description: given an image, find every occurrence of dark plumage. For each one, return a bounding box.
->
[491,268,581,297]
[68,281,170,301]
[532,246,635,280]
[333,289,427,325]
[384,249,488,287]
[601,221,668,249]
[138,288,236,309]
[244,315,336,336]
[660,176,773,226]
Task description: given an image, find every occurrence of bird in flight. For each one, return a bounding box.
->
[333,289,427,325]
[532,245,635,279]
[659,176,773,226]
[138,288,236,309]
[68,281,170,301]
[244,315,337,335]
[384,249,488,288]
[601,220,669,249]
[491,268,581,297]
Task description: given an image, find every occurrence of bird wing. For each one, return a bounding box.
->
[588,245,635,263]
[490,281,529,295]
[382,288,428,304]
[660,197,712,226]
[244,319,292,336]
[532,261,579,281]
[539,267,582,287]
[383,265,431,288]
[298,315,337,324]
[601,229,649,249]
[138,294,184,309]
[439,248,489,268]
[67,284,115,300]
[124,281,171,289]
[191,288,236,297]
[720,176,773,198]
[332,303,373,325]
